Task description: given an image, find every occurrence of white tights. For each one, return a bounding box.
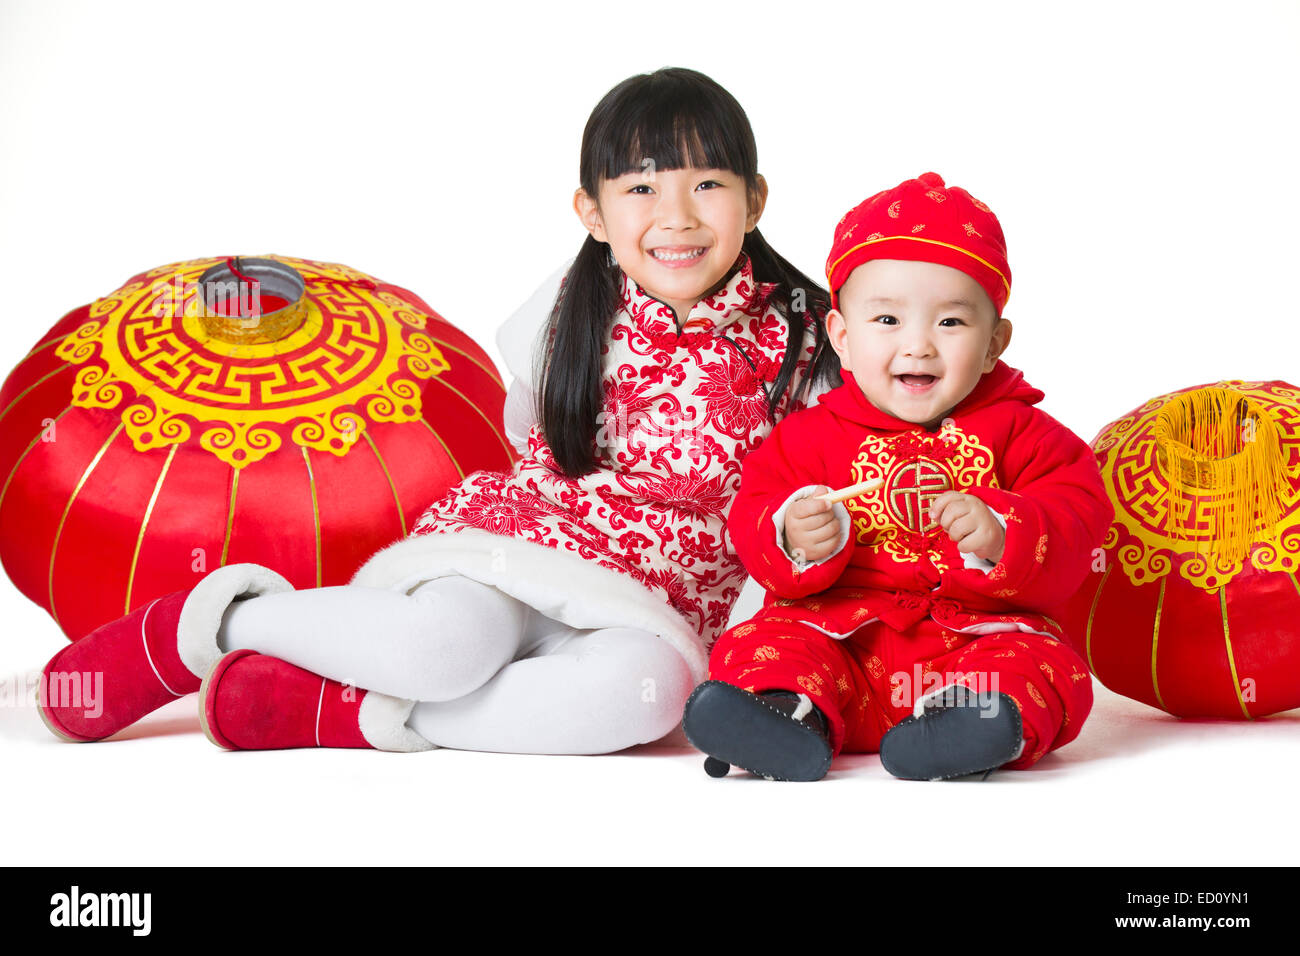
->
[215,576,693,754]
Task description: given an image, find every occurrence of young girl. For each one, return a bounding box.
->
[38,67,839,755]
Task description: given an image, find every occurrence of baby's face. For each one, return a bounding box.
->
[828,259,1012,430]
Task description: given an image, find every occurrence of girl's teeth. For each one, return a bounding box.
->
[653,248,704,261]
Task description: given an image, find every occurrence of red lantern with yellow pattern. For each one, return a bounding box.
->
[0,255,515,642]
[1060,380,1300,718]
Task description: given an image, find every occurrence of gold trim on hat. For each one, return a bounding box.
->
[826,235,1011,298]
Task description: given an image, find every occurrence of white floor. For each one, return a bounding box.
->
[3,588,1297,867]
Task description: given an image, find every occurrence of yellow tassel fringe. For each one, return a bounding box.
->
[1153,387,1285,564]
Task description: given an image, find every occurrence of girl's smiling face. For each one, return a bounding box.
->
[575,165,765,321]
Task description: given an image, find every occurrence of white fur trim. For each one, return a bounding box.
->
[502,379,537,456]
[175,563,294,679]
[772,485,851,570]
[495,258,571,388]
[791,694,813,722]
[357,692,435,752]
[348,528,709,682]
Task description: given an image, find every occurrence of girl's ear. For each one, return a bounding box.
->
[573,188,607,242]
[746,174,769,233]
[827,307,852,370]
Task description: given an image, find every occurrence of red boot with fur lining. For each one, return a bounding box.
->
[38,564,294,742]
[199,649,434,752]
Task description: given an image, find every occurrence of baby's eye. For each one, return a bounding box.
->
[873,315,898,325]
[939,317,965,327]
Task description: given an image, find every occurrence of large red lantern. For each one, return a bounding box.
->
[0,255,514,642]
[1061,380,1300,718]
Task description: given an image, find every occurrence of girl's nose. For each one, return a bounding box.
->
[655,187,699,230]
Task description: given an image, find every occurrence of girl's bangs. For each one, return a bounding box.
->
[595,99,755,183]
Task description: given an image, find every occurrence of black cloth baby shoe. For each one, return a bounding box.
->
[682,680,832,782]
[879,683,1023,781]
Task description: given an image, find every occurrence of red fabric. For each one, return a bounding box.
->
[728,363,1114,648]
[0,257,513,643]
[409,255,815,646]
[717,358,1112,764]
[39,586,196,741]
[202,650,370,750]
[1062,521,1300,719]
[825,171,1011,314]
[1057,380,1300,719]
[717,361,1112,770]
[710,616,1092,768]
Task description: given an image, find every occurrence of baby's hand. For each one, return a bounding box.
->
[929,492,1005,564]
[784,487,841,564]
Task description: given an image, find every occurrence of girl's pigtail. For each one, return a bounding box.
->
[537,234,621,477]
[743,227,841,419]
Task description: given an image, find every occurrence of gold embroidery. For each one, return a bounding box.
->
[846,424,1000,566]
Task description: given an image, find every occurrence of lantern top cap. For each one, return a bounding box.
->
[197,257,307,344]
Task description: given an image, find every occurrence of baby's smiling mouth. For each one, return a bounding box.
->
[896,373,938,388]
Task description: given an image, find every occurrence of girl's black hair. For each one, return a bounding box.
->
[537,67,840,477]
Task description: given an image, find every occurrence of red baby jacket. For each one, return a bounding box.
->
[726,362,1114,650]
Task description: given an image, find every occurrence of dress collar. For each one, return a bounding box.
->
[619,254,765,336]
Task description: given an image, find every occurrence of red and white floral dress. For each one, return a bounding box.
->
[348,256,815,681]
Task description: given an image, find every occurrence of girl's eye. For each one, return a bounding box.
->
[695,180,721,190]
[629,184,653,195]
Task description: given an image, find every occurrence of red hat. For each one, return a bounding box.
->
[825,172,1011,315]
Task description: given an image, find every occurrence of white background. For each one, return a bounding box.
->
[0,0,1297,866]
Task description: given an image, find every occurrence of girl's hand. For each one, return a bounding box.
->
[784,487,841,564]
[929,492,1005,564]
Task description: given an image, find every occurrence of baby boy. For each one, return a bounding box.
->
[682,172,1114,781]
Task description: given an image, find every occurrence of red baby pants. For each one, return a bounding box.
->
[708,615,1093,770]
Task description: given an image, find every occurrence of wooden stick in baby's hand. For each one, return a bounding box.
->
[815,477,884,504]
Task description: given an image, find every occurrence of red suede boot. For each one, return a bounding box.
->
[38,564,294,742]
[199,649,433,752]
